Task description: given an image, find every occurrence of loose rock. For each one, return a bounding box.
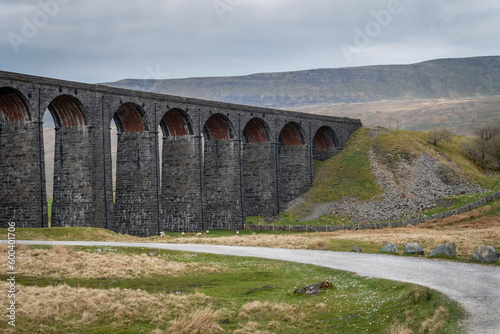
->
[351,245,362,253]
[380,243,398,253]
[472,246,500,263]
[429,243,456,257]
[404,243,425,255]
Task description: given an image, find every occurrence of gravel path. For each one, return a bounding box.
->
[10,240,500,334]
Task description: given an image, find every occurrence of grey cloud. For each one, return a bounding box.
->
[1,0,499,83]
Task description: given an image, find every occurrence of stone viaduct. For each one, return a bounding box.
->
[0,71,362,236]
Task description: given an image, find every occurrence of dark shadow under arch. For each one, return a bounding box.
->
[313,126,339,161]
[279,122,305,146]
[160,108,194,137]
[203,113,234,140]
[242,118,270,144]
[113,102,148,133]
[0,87,31,122]
[47,95,87,128]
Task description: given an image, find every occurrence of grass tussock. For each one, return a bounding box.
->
[399,286,432,305]
[168,308,223,334]
[305,237,329,250]
[238,301,300,322]
[0,245,222,279]
[421,306,450,333]
[389,322,415,334]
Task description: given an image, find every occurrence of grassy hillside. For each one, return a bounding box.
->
[284,127,500,221]
[103,56,500,135]
[105,56,500,107]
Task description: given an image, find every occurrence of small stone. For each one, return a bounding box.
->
[380,243,398,253]
[472,246,500,263]
[351,245,362,253]
[429,243,456,257]
[404,243,424,255]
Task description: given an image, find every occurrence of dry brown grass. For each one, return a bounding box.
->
[166,234,317,249]
[0,245,222,279]
[0,281,212,331]
[389,322,415,334]
[158,210,500,258]
[421,306,450,334]
[305,237,329,250]
[238,300,301,322]
[417,206,495,229]
[168,308,223,334]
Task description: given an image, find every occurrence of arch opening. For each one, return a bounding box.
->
[243,118,270,144]
[203,114,234,140]
[313,126,339,161]
[160,108,193,137]
[279,122,305,146]
[313,126,338,149]
[0,87,31,122]
[113,103,147,133]
[47,95,86,128]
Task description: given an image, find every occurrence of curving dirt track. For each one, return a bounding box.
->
[9,240,500,334]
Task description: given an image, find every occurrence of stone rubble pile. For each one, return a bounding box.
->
[328,150,485,223]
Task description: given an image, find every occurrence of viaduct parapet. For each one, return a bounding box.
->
[0,71,362,236]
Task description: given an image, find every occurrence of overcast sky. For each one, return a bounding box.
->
[1,0,500,83]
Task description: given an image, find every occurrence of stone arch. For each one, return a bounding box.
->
[47,95,93,228]
[0,87,43,228]
[313,126,339,161]
[279,122,306,146]
[242,118,276,216]
[0,87,31,122]
[242,118,270,144]
[160,108,194,137]
[203,113,234,140]
[278,121,308,207]
[112,102,156,237]
[159,108,199,232]
[202,113,239,230]
[47,95,86,128]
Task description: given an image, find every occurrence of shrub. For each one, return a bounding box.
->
[427,127,454,146]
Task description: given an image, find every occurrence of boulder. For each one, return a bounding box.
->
[380,243,398,253]
[429,243,456,257]
[404,243,424,255]
[472,246,500,263]
[351,245,362,253]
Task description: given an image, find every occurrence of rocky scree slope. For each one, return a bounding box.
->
[291,127,490,223]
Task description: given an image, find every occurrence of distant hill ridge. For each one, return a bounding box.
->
[104,56,500,108]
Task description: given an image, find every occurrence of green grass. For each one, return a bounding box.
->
[47,198,53,222]
[0,245,464,333]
